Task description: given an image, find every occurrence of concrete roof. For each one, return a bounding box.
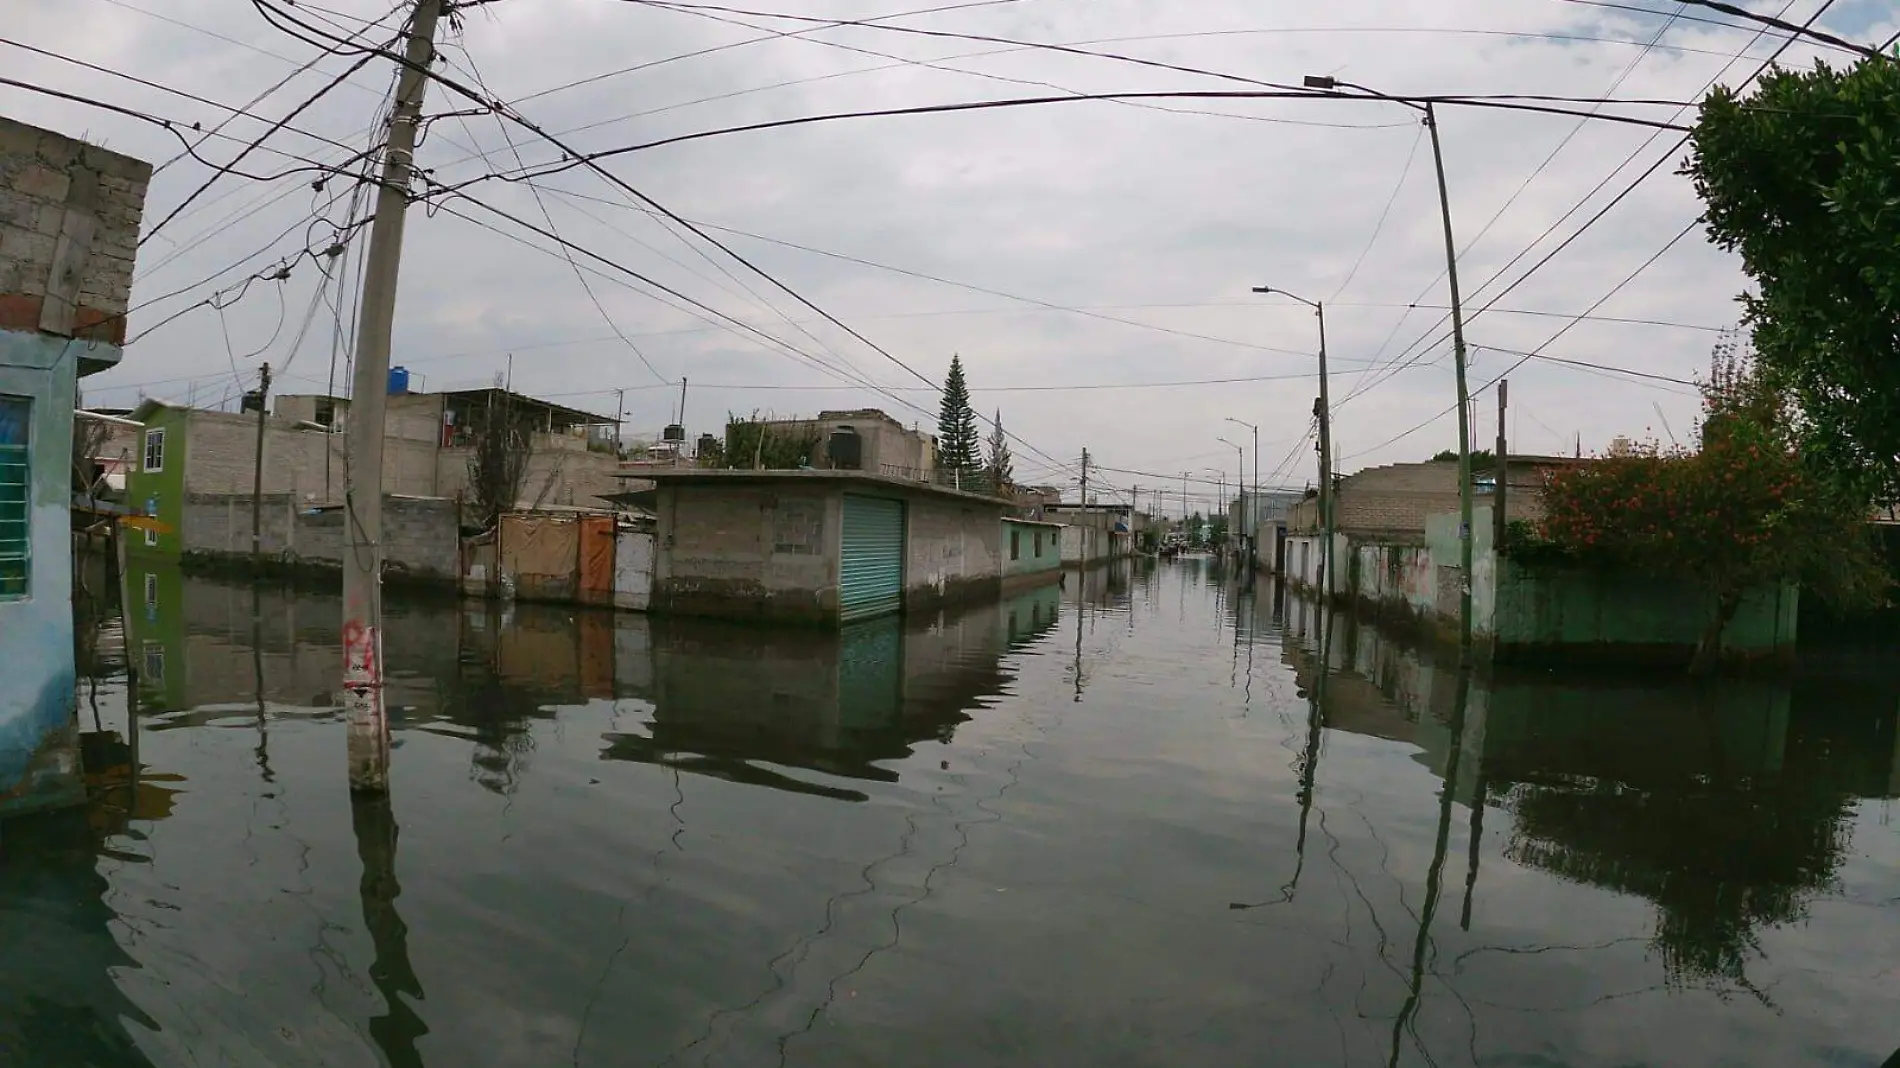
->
[623,467,1014,507]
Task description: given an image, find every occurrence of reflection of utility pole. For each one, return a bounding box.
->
[352,792,428,1061]
[1461,771,1488,930]
[251,361,270,567]
[341,0,444,795]
[1387,669,1472,1067]
[1075,448,1088,702]
[252,585,271,783]
[1231,607,1328,910]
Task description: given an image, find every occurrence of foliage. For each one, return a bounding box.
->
[467,399,533,531]
[721,411,820,470]
[1685,54,1900,506]
[984,408,1014,493]
[1527,351,1886,667]
[1429,448,1497,469]
[936,354,980,480]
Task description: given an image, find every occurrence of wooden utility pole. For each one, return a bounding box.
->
[252,361,270,567]
[1494,380,1509,552]
[341,0,443,795]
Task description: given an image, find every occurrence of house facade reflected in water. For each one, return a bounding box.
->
[1263,581,1900,991]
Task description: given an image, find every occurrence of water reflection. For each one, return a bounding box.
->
[1267,583,1900,1003]
[3,563,1896,1067]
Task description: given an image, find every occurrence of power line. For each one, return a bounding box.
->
[520,0,1033,104]
[250,3,1115,492]
[1335,0,1810,409]
[1561,0,1861,49]
[1329,121,1428,303]
[1641,0,1883,56]
[443,89,1697,194]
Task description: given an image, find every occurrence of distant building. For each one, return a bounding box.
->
[124,385,623,561]
[743,409,937,481]
[1,116,152,817]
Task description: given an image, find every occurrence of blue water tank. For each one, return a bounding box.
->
[388,366,410,395]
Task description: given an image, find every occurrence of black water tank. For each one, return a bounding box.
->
[662,423,686,443]
[697,433,718,457]
[829,425,862,470]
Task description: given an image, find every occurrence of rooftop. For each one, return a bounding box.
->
[609,467,1014,507]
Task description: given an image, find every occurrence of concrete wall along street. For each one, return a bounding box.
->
[904,493,1004,612]
[1285,504,1799,666]
[177,492,460,586]
[0,116,150,818]
[654,481,841,623]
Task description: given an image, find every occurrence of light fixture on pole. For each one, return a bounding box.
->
[1300,74,1475,657]
[1251,285,1331,596]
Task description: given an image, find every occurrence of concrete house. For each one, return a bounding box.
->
[747,408,937,481]
[1,116,150,817]
[635,469,1039,624]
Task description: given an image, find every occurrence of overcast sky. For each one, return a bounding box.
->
[6,0,1895,511]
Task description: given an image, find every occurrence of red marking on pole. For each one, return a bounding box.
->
[342,622,381,688]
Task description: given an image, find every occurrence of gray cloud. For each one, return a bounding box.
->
[7,0,1892,505]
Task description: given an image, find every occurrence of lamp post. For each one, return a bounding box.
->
[1224,418,1258,569]
[1301,74,1474,657]
[1216,438,1245,561]
[1251,285,1331,597]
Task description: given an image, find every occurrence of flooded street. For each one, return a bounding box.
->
[6,559,1900,1067]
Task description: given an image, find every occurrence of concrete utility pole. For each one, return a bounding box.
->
[677,376,688,427]
[613,387,624,453]
[1078,448,1089,571]
[1252,287,1330,592]
[1424,100,1477,659]
[1299,77,1474,656]
[1494,380,1509,552]
[341,0,443,795]
[252,361,270,567]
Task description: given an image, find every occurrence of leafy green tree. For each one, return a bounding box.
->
[1527,353,1886,671]
[937,354,980,483]
[1685,55,1900,505]
[983,408,1014,494]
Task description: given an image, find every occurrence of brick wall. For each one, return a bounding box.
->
[0,117,150,341]
[1289,461,1547,536]
[437,442,621,508]
[181,492,458,582]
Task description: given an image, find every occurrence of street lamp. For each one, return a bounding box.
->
[1252,285,1332,596]
[1302,73,1475,657]
[1224,417,1258,566]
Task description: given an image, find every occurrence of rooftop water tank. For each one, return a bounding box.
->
[387,366,411,395]
[828,425,862,470]
[662,423,686,443]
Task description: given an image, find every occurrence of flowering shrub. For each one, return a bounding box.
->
[1521,361,1886,668]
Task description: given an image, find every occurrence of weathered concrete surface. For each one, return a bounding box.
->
[904,493,1003,613]
[653,482,841,623]
[174,492,459,586]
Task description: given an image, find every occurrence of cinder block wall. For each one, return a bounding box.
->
[654,483,839,621]
[181,492,458,583]
[0,118,149,341]
[904,495,1003,610]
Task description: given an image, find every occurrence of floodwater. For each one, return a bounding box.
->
[4,558,1899,1067]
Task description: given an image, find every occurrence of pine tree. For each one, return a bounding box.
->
[984,408,1014,493]
[936,354,980,483]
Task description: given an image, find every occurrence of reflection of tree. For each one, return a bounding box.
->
[1501,773,1851,988]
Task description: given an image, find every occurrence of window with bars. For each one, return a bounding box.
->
[0,395,29,600]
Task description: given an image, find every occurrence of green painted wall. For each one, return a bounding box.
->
[125,406,188,559]
[1002,519,1061,579]
[1494,560,1797,661]
[120,560,188,712]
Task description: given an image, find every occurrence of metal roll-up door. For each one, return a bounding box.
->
[840,495,905,621]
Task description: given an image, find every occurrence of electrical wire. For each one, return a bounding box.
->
[1328,121,1428,303]
[1334,0,1814,409]
[1622,0,1883,56]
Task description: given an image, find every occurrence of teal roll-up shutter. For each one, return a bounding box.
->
[840,495,905,621]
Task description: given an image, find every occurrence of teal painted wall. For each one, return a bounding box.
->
[0,331,87,817]
[1002,519,1061,579]
[1494,560,1797,660]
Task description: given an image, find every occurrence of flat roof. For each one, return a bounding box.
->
[625,467,1014,507]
